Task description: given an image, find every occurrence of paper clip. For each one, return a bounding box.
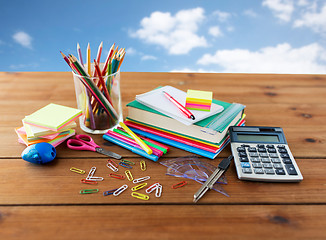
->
[119,161,132,169]
[113,184,128,196]
[80,189,99,194]
[108,159,119,167]
[86,167,104,181]
[155,185,162,198]
[121,159,135,165]
[103,188,118,196]
[81,179,98,185]
[131,182,148,191]
[132,176,150,184]
[140,160,146,171]
[107,161,119,172]
[70,167,85,174]
[109,173,125,180]
[146,182,160,194]
[125,170,133,181]
[131,192,149,201]
[172,181,187,189]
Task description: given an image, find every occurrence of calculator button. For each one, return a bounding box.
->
[263,163,273,168]
[242,168,252,174]
[266,145,275,148]
[240,157,249,162]
[250,157,260,163]
[237,147,246,152]
[241,162,251,168]
[252,163,262,168]
[258,148,267,152]
[275,169,286,175]
[239,152,247,157]
[278,148,287,153]
[273,163,283,169]
[264,169,275,174]
[267,148,277,153]
[249,152,258,157]
[259,153,269,158]
[269,153,279,158]
[277,145,286,149]
[280,153,290,158]
[282,158,292,164]
[271,158,281,163]
[248,147,257,152]
[257,144,265,148]
[241,144,250,148]
[285,164,298,175]
[254,169,264,174]
[261,158,271,163]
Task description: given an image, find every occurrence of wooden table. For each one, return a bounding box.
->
[1,72,325,239]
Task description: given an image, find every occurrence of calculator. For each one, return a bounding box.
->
[229,126,303,182]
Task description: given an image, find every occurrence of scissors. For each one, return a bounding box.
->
[67,134,122,159]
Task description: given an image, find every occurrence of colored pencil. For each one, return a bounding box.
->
[77,43,84,66]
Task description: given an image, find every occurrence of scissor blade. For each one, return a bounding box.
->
[96,148,122,159]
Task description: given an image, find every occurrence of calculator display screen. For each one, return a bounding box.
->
[237,134,279,143]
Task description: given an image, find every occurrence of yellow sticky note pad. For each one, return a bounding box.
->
[23,103,82,131]
[186,90,213,111]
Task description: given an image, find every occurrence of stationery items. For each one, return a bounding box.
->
[186,89,213,111]
[163,91,195,120]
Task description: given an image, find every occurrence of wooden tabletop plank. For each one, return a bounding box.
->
[0,157,322,205]
[1,205,326,240]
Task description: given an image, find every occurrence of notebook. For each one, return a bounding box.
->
[135,86,224,126]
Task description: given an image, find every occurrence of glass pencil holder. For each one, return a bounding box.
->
[72,68,123,134]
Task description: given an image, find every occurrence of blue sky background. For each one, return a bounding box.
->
[0,0,325,73]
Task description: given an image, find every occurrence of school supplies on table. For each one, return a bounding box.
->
[21,142,57,164]
[23,103,82,131]
[67,134,122,159]
[160,156,229,197]
[193,155,233,203]
[15,127,76,147]
[135,86,224,126]
[186,89,213,111]
[126,97,245,145]
[60,42,125,133]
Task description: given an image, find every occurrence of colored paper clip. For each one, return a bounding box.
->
[107,161,119,172]
[108,159,119,167]
[119,161,132,169]
[103,188,118,196]
[140,160,146,171]
[113,184,128,196]
[172,181,187,189]
[155,185,162,198]
[81,179,98,185]
[132,176,151,184]
[146,182,160,194]
[121,159,135,165]
[70,167,85,174]
[131,192,149,201]
[80,189,99,194]
[109,173,125,180]
[125,170,133,181]
[86,166,97,178]
[131,182,148,191]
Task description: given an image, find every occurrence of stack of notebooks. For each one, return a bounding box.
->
[15,103,81,147]
[124,86,246,159]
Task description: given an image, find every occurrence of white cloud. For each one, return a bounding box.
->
[293,3,326,35]
[197,43,326,74]
[131,8,207,55]
[208,26,223,37]
[262,0,294,22]
[13,31,32,49]
[141,55,157,61]
[243,9,258,18]
[212,10,231,22]
[126,47,137,55]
